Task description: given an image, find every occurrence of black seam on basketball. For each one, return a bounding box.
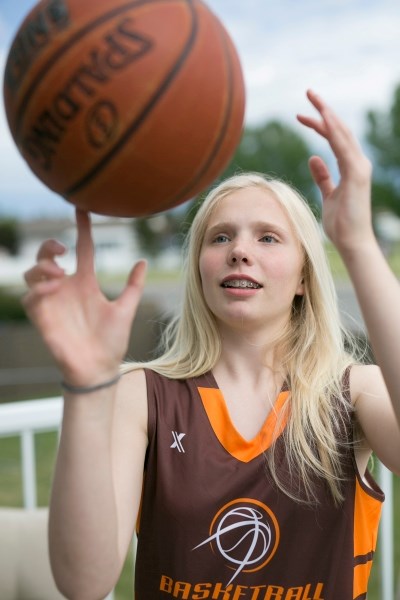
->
[63,0,198,198]
[154,11,237,212]
[14,0,187,138]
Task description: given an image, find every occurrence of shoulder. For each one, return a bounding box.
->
[349,363,386,406]
[115,368,148,434]
[119,366,147,392]
[349,364,400,474]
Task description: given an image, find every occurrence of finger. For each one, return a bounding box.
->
[297,90,343,141]
[24,260,65,287]
[116,260,148,317]
[305,90,360,155]
[299,90,365,180]
[297,90,330,138]
[36,239,67,261]
[296,113,328,139]
[308,156,335,200]
[305,89,327,113]
[75,209,96,277]
[305,89,340,128]
[128,259,147,290]
[22,278,64,310]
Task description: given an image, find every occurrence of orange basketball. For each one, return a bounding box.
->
[3,0,245,217]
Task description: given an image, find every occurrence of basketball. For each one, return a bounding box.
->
[3,0,245,217]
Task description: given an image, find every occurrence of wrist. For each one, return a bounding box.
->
[60,360,122,390]
[61,373,121,395]
[333,231,378,263]
[336,236,385,277]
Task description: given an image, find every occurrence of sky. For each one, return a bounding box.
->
[0,0,399,220]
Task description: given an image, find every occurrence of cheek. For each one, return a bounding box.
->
[198,249,218,286]
[266,253,304,288]
[198,249,224,310]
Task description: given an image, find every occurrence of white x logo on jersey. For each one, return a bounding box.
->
[170,431,186,453]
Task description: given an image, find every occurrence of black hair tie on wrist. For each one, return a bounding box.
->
[61,374,121,394]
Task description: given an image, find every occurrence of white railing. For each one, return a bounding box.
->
[0,397,138,600]
[0,397,63,509]
[0,397,396,599]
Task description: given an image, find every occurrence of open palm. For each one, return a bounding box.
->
[297,90,374,253]
[23,210,147,387]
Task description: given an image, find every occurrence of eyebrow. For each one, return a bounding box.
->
[206,220,290,236]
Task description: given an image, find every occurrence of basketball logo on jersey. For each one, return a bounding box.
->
[193,498,280,585]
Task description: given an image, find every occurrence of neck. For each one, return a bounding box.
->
[215,326,284,383]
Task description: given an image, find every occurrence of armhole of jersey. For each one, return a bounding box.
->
[346,364,385,499]
[144,368,156,441]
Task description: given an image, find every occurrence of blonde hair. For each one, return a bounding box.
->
[123,173,362,504]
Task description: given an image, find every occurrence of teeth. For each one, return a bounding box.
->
[223,279,261,289]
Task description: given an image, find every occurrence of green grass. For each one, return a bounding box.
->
[1,244,400,596]
[0,432,399,598]
[96,266,181,289]
[0,432,134,599]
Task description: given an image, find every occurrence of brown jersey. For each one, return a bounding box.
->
[135,369,383,600]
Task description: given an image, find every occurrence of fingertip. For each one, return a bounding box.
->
[137,258,148,269]
[135,258,148,280]
[126,259,147,289]
[306,89,327,112]
[51,239,68,256]
[37,238,67,261]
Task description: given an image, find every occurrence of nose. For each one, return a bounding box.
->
[231,254,248,264]
[228,245,251,265]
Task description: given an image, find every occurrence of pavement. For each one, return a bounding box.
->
[335,281,365,333]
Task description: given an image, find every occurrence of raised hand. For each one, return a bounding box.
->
[23,209,147,387]
[297,90,375,255]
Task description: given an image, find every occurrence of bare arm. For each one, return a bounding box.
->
[23,210,148,599]
[298,90,400,473]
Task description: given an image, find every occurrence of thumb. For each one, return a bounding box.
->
[115,259,148,318]
[309,156,335,201]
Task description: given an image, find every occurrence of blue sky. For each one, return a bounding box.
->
[0,0,399,220]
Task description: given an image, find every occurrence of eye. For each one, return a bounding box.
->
[213,234,230,244]
[260,234,278,244]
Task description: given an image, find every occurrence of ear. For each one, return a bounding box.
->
[295,277,305,296]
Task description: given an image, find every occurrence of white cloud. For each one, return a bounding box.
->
[0,0,399,217]
[214,0,399,132]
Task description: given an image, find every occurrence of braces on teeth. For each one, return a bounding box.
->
[224,280,260,288]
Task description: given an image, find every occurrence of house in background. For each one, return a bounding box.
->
[0,217,141,286]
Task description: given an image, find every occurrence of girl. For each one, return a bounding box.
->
[24,90,400,599]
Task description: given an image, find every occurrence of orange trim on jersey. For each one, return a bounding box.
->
[197,387,289,462]
[353,476,383,598]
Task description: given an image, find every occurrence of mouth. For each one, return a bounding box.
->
[221,278,262,289]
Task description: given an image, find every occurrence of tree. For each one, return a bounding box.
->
[133,119,319,255]
[133,212,184,258]
[181,118,320,235]
[366,84,400,217]
[223,120,319,212]
[0,218,20,256]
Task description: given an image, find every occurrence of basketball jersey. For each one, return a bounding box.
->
[134,369,384,600]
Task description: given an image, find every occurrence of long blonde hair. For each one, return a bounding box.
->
[123,173,362,504]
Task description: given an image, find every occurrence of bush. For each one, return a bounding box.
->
[0,289,27,322]
[0,219,20,256]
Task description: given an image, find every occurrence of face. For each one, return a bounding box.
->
[198,186,305,336]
